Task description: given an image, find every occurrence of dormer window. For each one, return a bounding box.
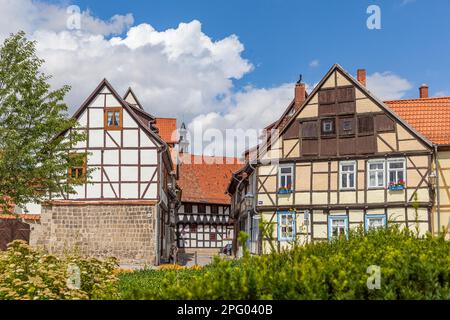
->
[104,107,122,130]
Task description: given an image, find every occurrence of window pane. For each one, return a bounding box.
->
[369,173,376,186]
[342,175,347,188]
[377,172,384,186]
[281,167,291,174]
[349,173,354,188]
[113,112,119,125]
[389,171,396,183]
[108,112,113,125]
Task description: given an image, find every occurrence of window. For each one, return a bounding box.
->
[197,204,206,214]
[68,153,86,182]
[104,107,122,130]
[277,211,296,241]
[210,233,217,241]
[321,119,335,135]
[340,161,356,190]
[365,215,386,231]
[210,205,218,214]
[388,159,406,185]
[190,224,197,233]
[278,165,293,191]
[368,160,385,188]
[184,203,192,213]
[358,116,374,135]
[339,117,355,136]
[328,216,348,239]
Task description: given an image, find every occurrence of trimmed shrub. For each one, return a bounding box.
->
[118,226,450,300]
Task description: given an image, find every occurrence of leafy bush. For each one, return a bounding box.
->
[118,226,450,300]
[0,241,118,300]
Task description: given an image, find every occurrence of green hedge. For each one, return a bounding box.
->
[119,226,450,300]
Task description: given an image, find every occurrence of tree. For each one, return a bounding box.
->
[0,31,86,213]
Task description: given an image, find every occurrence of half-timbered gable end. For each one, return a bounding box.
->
[66,79,166,201]
[252,64,434,251]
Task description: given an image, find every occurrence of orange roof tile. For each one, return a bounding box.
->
[0,214,40,221]
[385,96,450,145]
[154,118,177,144]
[178,154,243,204]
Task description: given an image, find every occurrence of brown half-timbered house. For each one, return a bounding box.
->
[230,64,437,254]
[25,79,179,265]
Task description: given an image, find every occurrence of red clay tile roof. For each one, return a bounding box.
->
[0,214,40,221]
[385,96,450,145]
[154,118,177,144]
[178,154,243,204]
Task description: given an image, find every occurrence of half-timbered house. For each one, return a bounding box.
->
[385,89,450,236]
[25,79,179,265]
[176,151,242,263]
[229,64,438,254]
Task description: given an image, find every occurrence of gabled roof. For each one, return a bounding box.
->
[73,78,166,150]
[256,64,433,157]
[123,87,144,110]
[385,96,450,145]
[177,154,243,204]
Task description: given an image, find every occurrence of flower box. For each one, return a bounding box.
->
[388,180,405,191]
[277,188,293,195]
[389,185,405,191]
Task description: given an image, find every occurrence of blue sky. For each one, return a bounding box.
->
[3,0,449,155]
[54,0,450,97]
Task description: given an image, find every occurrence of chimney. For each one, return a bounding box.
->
[419,84,429,99]
[294,75,306,108]
[357,69,366,87]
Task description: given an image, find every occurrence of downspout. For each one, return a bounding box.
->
[248,161,261,255]
[434,144,441,234]
[155,141,168,266]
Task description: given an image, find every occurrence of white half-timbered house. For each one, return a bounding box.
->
[175,152,242,264]
[30,79,179,265]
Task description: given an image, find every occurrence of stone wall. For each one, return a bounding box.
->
[36,204,157,266]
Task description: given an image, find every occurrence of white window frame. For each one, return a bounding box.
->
[339,161,356,190]
[328,215,348,240]
[278,164,294,190]
[365,214,386,231]
[367,160,385,189]
[277,211,296,241]
[387,158,406,186]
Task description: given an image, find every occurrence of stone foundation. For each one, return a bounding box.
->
[36,204,157,265]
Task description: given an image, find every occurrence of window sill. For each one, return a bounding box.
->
[339,188,356,192]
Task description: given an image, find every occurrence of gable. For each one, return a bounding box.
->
[260,65,431,161]
[71,79,164,149]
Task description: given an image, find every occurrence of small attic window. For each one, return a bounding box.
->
[104,107,122,130]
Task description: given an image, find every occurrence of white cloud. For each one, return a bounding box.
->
[434,91,449,97]
[0,0,286,157]
[309,59,320,68]
[366,71,413,100]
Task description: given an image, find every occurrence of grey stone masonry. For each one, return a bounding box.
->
[36,204,157,266]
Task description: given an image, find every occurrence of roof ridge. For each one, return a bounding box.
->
[385,96,450,102]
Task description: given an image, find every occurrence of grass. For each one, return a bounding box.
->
[118,268,205,300]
